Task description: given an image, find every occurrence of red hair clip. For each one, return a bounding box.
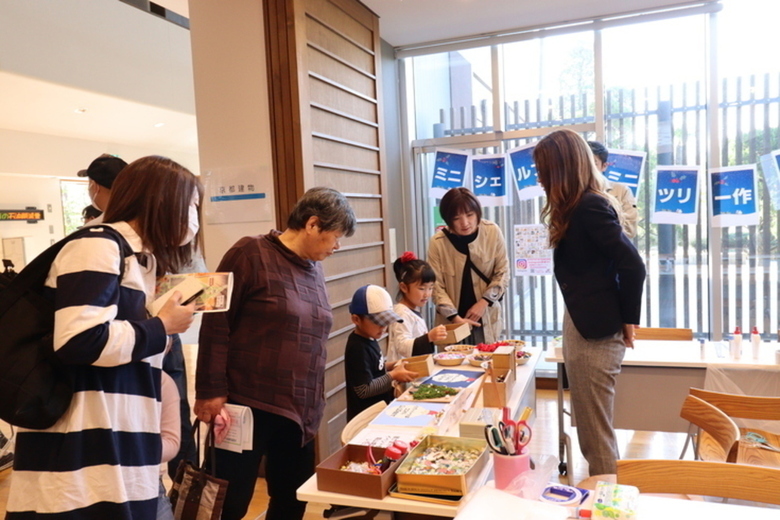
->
[400,251,417,263]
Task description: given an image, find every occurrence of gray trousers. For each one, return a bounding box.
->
[563,310,625,475]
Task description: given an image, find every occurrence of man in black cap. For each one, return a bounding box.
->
[77,154,128,221]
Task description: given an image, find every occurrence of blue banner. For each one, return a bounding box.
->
[472,154,509,206]
[430,148,469,198]
[710,165,759,227]
[508,143,543,200]
[652,167,700,225]
[604,150,647,197]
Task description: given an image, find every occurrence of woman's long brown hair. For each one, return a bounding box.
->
[102,156,203,275]
[534,129,622,247]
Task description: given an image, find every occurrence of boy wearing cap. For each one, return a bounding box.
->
[345,285,419,420]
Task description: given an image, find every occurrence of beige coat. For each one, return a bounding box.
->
[427,219,510,344]
[607,181,638,238]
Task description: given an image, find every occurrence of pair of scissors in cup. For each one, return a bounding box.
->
[496,407,532,455]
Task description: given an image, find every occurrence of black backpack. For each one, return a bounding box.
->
[0,226,131,429]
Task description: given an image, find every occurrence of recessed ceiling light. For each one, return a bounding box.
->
[154,122,165,128]
[74,108,87,114]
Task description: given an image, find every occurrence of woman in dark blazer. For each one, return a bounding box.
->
[534,129,646,476]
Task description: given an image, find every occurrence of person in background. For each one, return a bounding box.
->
[387,252,447,364]
[6,156,201,519]
[587,141,639,238]
[427,187,510,345]
[157,371,181,520]
[81,204,102,226]
[77,153,128,222]
[345,284,418,420]
[194,187,356,520]
[535,129,646,476]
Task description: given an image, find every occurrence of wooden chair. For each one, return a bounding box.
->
[679,394,740,462]
[686,388,780,467]
[617,459,780,505]
[634,327,693,341]
[340,400,387,446]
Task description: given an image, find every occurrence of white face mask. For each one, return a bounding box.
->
[180,190,200,246]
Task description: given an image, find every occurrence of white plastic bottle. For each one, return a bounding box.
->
[730,326,742,360]
[751,326,761,360]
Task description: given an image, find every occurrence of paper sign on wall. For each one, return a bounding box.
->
[709,165,759,228]
[603,150,647,197]
[472,153,509,207]
[430,148,469,199]
[508,143,543,200]
[513,224,553,276]
[202,166,271,224]
[651,166,701,225]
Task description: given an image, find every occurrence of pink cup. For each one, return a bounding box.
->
[493,450,531,490]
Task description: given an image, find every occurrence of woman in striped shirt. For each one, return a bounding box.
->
[6,156,202,520]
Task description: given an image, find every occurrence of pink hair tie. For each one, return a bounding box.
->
[400,251,417,263]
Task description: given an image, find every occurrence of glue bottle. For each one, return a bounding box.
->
[730,326,742,360]
[751,326,761,360]
[380,445,404,472]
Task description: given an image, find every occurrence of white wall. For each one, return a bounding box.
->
[189,0,276,269]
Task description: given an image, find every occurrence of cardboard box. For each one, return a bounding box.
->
[316,444,404,499]
[433,323,471,346]
[458,407,500,439]
[398,354,435,378]
[481,367,515,408]
[395,435,489,496]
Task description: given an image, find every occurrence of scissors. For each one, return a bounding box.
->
[744,431,780,453]
[485,424,507,455]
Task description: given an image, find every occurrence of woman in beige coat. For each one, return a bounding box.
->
[427,188,510,344]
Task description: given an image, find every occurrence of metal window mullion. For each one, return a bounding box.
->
[707,10,723,340]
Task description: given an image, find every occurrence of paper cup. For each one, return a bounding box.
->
[492,450,531,491]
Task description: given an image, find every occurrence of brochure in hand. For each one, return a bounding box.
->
[151,272,233,316]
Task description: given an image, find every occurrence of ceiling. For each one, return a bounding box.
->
[0,0,693,168]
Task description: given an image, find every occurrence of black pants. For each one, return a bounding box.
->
[162,334,198,479]
[212,407,315,520]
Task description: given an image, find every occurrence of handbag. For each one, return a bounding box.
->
[168,420,229,520]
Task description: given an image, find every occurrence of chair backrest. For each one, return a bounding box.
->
[679,394,740,462]
[634,327,693,341]
[617,459,780,505]
[340,400,387,446]
[690,387,780,421]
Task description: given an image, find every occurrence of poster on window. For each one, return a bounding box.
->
[603,149,646,197]
[430,148,469,199]
[513,224,553,276]
[472,153,509,207]
[759,150,780,210]
[651,166,701,225]
[202,166,272,224]
[709,165,759,228]
[507,143,543,200]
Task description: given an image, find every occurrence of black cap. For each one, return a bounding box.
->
[77,154,128,189]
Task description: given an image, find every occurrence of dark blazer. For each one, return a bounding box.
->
[554,192,646,339]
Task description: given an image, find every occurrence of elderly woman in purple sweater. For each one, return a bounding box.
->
[195,187,355,520]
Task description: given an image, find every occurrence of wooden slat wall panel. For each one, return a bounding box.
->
[313,138,379,170]
[323,245,384,278]
[305,0,373,49]
[311,106,379,147]
[308,48,376,98]
[310,77,377,121]
[314,166,381,192]
[305,16,374,74]
[264,0,387,460]
[326,269,385,304]
[345,197,383,219]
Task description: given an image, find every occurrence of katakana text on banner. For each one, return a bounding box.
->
[709,165,759,227]
[472,153,509,207]
[652,166,700,225]
[508,143,543,200]
[430,148,469,199]
[604,149,647,197]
